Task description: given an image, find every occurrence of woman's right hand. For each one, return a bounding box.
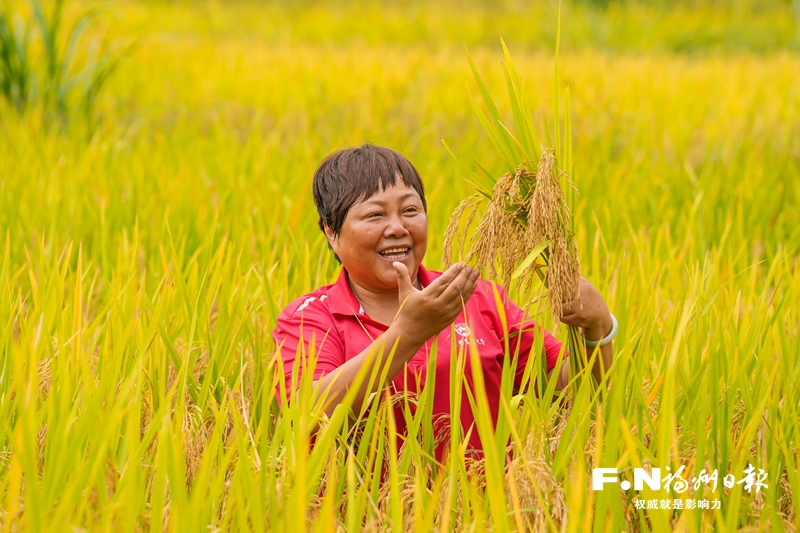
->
[392,262,480,343]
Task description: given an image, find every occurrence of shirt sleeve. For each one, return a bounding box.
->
[496,286,565,388]
[272,303,345,398]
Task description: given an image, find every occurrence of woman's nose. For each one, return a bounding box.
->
[384,213,409,237]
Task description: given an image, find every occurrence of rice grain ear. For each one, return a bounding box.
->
[469,173,509,281]
[505,456,566,530]
[524,148,581,320]
[468,169,531,289]
[443,194,482,268]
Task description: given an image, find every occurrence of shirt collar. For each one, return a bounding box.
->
[328,263,437,317]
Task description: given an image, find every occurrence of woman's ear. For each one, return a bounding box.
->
[323,223,337,247]
[323,223,342,264]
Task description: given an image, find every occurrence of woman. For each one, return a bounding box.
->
[273,144,615,458]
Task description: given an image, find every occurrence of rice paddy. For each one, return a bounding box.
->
[1,0,799,531]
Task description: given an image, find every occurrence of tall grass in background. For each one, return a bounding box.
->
[0,0,127,118]
[0,0,798,531]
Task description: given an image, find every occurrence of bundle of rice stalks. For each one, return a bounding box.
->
[442,35,591,387]
[443,149,580,317]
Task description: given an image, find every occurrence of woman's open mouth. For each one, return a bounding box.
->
[378,247,411,261]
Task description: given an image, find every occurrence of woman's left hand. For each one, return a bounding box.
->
[559,278,613,340]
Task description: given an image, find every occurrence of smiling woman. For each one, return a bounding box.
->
[315,146,429,316]
[272,144,614,460]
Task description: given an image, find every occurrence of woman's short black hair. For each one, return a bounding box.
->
[312,144,427,238]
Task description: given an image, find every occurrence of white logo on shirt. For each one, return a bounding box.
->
[454,322,484,346]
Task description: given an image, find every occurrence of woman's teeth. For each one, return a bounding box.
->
[379,248,409,259]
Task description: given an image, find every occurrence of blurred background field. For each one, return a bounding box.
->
[1,0,799,531]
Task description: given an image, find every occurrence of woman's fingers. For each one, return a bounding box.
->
[559,313,580,327]
[393,262,418,302]
[427,262,465,297]
[398,266,480,336]
[559,280,611,330]
[440,266,479,303]
[461,269,479,300]
[461,272,479,300]
[559,296,588,328]
[442,279,478,316]
[560,298,580,318]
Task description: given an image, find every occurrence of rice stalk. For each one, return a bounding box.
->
[443,39,589,387]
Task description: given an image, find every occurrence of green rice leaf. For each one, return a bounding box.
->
[511,240,550,280]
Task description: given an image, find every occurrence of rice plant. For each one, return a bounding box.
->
[443,32,593,391]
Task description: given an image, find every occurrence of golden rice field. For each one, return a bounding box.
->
[1,0,799,531]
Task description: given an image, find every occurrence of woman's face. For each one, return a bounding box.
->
[325,180,428,293]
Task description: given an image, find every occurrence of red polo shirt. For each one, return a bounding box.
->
[272,264,565,459]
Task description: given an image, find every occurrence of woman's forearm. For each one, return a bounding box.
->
[311,322,427,417]
[589,341,613,386]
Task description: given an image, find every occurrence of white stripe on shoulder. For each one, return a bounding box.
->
[296,297,316,312]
